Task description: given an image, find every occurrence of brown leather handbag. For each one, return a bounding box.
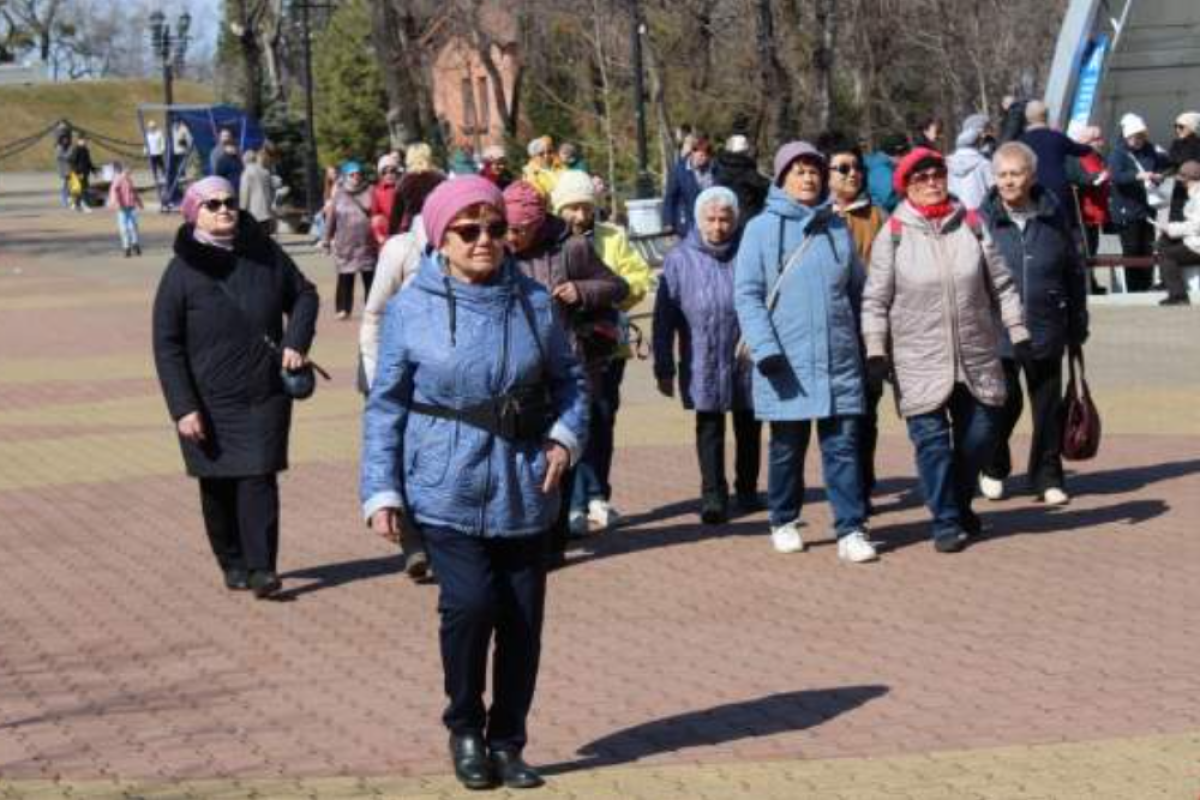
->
[1062,344,1101,461]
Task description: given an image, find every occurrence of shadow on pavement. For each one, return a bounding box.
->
[540,685,888,775]
[276,553,405,599]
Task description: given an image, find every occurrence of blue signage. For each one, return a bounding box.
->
[1070,34,1110,127]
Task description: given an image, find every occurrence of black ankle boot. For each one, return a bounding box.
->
[490,748,544,789]
[223,567,250,591]
[248,570,281,599]
[449,733,493,790]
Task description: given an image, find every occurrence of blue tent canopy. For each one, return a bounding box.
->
[137,103,266,207]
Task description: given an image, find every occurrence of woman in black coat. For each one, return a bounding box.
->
[153,176,319,598]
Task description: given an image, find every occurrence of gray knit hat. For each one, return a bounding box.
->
[772,141,824,185]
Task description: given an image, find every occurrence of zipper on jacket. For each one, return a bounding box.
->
[477,294,512,534]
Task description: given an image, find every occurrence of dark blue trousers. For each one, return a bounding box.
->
[422,526,547,752]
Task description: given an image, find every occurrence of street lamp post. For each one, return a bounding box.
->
[295,0,322,225]
[630,0,653,199]
[148,11,190,204]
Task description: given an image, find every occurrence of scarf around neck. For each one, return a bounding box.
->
[193,227,235,251]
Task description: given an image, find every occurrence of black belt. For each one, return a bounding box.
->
[408,385,554,441]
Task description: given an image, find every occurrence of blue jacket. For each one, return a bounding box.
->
[979,187,1089,360]
[360,254,589,538]
[662,158,713,236]
[863,152,899,213]
[734,186,866,422]
[1108,138,1172,227]
[653,229,751,412]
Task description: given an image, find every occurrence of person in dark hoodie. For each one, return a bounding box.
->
[713,134,771,225]
[152,176,319,599]
[977,142,1088,507]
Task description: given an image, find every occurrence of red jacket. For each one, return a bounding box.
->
[1076,151,1109,227]
[369,181,398,245]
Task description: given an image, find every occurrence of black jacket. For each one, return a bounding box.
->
[152,220,319,478]
[713,151,771,225]
[1168,134,1200,222]
[68,145,94,176]
[980,186,1088,360]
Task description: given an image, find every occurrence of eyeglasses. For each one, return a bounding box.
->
[381,167,399,175]
[201,197,238,212]
[910,167,947,186]
[830,163,861,176]
[448,220,508,244]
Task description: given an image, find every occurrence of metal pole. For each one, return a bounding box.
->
[630,0,652,199]
[163,34,175,205]
[300,0,321,222]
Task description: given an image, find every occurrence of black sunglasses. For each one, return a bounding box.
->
[830,163,861,176]
[202,197,238,212]
[448,220,507,244]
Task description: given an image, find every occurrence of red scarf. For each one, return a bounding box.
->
[911,200,955,220]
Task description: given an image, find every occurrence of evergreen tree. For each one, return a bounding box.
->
[313,0,389,168]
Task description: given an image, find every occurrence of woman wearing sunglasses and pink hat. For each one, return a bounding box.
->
[361,176,589,791]
[152,176,320,599]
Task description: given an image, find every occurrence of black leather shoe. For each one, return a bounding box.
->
[248,570,282,599]
[223,567,250,591]
[491,749,544,789]
[699,495,728,525]
[449,733,493,790]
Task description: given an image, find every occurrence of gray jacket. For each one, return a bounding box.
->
[861,201,1029,417]
[239,163,275,224]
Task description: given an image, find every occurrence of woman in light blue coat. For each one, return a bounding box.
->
[360,177,588,790]
[734,141,876,564]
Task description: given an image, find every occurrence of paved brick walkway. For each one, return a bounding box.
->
[1,173,1199,798]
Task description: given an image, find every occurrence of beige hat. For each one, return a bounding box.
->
[1121,113,1149,138]
[550,169,596,212]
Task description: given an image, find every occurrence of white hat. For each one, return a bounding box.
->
[726,135,750,154]
[1121,113,1148,138]
[1176,112,1200,136]
[550,169,596,212]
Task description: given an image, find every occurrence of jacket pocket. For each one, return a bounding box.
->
[405,414,452,488]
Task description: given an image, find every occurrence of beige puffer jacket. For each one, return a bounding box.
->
[861,201,1029,418]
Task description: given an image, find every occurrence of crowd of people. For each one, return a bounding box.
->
[149,103,1200,791]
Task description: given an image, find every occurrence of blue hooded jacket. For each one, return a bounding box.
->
[734,185,866,422]
[864,151,899,212]
[360,253,589,537]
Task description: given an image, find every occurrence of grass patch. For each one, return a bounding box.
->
[0,79,215,172]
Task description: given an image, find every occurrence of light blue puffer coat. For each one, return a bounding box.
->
[360,253,589,537]
[734,186,866,422]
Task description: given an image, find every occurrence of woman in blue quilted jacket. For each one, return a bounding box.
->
[360,177,588,791]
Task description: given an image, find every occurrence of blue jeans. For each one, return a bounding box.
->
[116,208,140,249]
[767,415,866,535]
[570,359,624,512]
[905,384,1003,540]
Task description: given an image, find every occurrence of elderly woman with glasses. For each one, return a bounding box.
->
[654,186,761,524]
[152,177,319,598]
[361,177,588,791]
[735,141,874,564]
[862,147,1029,552]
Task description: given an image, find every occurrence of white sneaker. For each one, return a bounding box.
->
[979,474,1005,501]
[770,521,805,553]
[587,499,621,531]
[568,510,589,538]
[1041,487,1069,506]
[837,530,878,563]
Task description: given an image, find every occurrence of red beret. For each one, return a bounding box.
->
[893,147,945,195]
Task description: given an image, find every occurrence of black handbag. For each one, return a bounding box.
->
[1062,344,1101,461]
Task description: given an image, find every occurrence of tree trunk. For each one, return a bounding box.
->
[754,0,794,153]
[369,0,437,148]
[810,0,836,135]
[642,32,675,193]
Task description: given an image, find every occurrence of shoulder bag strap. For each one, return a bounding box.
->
[765,230,818,314]
[514,282,549,367]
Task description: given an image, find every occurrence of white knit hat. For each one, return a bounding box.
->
[1121,113,1148,138]
[726,135,751,154]
[550,169,596,212]
[1176,112,1200,136]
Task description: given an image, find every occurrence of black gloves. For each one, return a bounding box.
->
[1012,339,1035,369]
[757,354,789,376]
[865,356,890,392]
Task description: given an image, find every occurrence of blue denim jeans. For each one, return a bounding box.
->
[570,359,624,512]
[116,208,140,249]
[905,384,1003,541]
[767,415,866,535]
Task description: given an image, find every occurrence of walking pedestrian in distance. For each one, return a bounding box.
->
[152,177,319,598]
[322,162,378,320]
[361,177,589,790]
[107,162,144,258]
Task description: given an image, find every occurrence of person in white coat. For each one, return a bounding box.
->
[947,113,995,211]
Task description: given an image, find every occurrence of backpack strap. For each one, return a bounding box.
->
[963,208,983,239]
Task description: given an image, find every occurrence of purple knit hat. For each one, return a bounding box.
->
[421,176,506,247]
[772,141,825,185]
[181,177,236,224]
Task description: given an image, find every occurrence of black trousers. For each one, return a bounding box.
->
[1159,239,1200,299]
[335,270,375,314]
[695,410,761,500]
[983,358,1065,493]
[860,383,884,502]
[1118,221,1155,292]
[198,475,280,572]
[423,526,547,752]
[546,466,574,559]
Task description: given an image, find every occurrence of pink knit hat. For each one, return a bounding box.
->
[181,177,236,224]
[502,180,546,229]
[421,176,505,247]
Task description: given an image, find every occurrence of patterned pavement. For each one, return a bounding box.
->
[1,173,1199,799]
